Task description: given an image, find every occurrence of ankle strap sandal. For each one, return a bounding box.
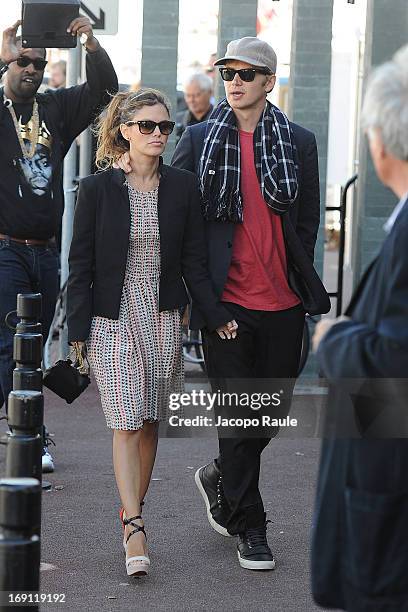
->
[122,514,147,545]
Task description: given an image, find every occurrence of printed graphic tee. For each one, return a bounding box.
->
[0,101,59,239]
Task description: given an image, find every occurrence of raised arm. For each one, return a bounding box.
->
[48,17,118,151]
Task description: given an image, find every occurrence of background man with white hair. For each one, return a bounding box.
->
[176,72,213,142]
[311,45,408,610]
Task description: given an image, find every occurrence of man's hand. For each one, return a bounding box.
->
[114,151,132,173]
[216,319,238,340]
[67,16,99,52]
[312,315,350,353]
[1,20,22,64]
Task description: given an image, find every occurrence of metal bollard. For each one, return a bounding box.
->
[6,391,43,483]
[13,293,43,394]
[0,478,41,611]
[9,293,51,491]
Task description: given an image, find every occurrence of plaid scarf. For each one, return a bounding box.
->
[198,99,298,222]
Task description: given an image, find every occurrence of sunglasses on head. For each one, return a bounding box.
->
[16,56,48,71]
[219,67,272,82]
[125,120,175,135]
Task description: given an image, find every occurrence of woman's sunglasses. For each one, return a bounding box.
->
[219,67,272,82]
[125,120,175,135]
[15,56,48,71]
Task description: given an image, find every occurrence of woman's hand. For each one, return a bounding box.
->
[113,151,132,173]
[216,319,238,340]
[72,341,85,353]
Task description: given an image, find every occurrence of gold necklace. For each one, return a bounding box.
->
[6,98,40,159]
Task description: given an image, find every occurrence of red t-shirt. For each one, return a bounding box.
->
[221,129,300,311]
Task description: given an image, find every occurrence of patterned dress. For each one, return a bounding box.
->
[87,184,184,430]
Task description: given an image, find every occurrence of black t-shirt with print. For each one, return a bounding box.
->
[0,100,59,240]
[0,46,119,240]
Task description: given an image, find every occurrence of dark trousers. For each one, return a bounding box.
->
[0,238,59,411]
[203,302,305,534]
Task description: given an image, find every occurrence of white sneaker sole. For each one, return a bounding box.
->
[194,466,232,537]
[42,459,54,474]
[237,551,276,571]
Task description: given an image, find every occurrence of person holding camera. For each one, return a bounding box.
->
[0,18,118,473]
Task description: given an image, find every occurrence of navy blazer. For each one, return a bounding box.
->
[172,120,330,327]
[67,164,231,342]
[312,200,408,610]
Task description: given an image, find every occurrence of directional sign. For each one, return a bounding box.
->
[80,0,119,35]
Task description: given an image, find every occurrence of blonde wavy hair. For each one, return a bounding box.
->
[94,88,171,171]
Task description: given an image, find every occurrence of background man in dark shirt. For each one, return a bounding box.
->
[0,18,118,472]
[176,72,213,142]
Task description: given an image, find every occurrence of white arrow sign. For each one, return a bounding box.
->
[80,0,119,35]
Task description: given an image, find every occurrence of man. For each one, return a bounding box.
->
[172,37,329,570]
[48,59,66,90]
[205,52,217,85]
[0,18,118,472]
[176,72,213,142]
[311,46,408,610]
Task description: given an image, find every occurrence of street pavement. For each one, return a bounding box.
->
[0,371,337,612]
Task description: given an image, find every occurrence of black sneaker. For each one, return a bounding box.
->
[237,522,276,570]
[194,461,232,537]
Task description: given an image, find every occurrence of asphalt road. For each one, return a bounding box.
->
[0,376,336,612]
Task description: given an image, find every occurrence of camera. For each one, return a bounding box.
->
[21,0,80,49]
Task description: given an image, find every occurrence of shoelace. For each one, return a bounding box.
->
[245,520,271,548]
[44,432,56,448]
[216,474,224,508]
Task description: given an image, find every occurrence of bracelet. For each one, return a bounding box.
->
[0,60,9,78]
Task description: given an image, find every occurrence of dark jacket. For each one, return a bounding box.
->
[175,105,213,143]
[67,165,231,342]
[172,121,330,328]
[0,46,118,240]
[312,199,408,611]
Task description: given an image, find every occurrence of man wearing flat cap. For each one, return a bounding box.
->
[117,36,328,570]
[172,37,328,570]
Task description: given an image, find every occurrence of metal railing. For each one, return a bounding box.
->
[326,174,358,315]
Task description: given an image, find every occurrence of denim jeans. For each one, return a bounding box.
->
[0,238,59,411]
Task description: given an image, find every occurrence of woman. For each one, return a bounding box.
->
[66,88,237,577]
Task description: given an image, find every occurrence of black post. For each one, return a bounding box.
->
[13,293,43,393]
[336,174,358,316]
[9,293,51,491]
[0,478,41,611]
[6,391,43,483]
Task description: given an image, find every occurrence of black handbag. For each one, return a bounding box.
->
[43,344,90,404]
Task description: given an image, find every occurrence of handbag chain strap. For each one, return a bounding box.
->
[70,343,90,375]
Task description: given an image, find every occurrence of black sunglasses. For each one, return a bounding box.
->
[16,56,48,71]
[125,120,175,135]
[219,67,272,82]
